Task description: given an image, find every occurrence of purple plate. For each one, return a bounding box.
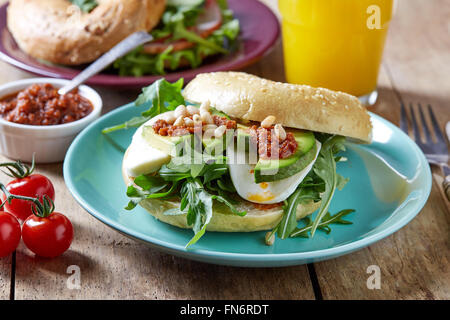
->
[0,0,279,87]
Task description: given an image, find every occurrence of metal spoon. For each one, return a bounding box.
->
[58,31,153,95]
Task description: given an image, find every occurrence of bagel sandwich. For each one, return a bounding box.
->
[7,0,240,75]
[115,72,372,246]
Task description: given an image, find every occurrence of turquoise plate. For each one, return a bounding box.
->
[63,104,432,267]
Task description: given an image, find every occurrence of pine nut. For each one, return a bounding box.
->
[161,111,176,124]
[274,124,286,140]
[174,105,188,118]
[214,125,226,138]
[192,114,202,125]
[199,100,210,113]
[261,115,276,128]
[187,105,200,115]
[173,115,184,126]
[203,124,217,131]
[200,110,213,124]
[184,117,194,127]
[203,128,215,139]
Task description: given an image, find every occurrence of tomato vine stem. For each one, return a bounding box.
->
[0,154,35,179]
[0,183,54,218]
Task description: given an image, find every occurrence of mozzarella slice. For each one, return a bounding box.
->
[227,140,321,204]
[124,126,170,177]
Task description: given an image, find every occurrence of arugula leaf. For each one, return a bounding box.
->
[276,186,320,240]
[290,209,355,238]
[101,116,149,134]
[309,135,347,237]
[216,177,235,192]
[181,176,246,247]
[112,46,159,77]
[182,179,214,247]
[211,194,246,217]
[176,152,246,246]
[126,149,245,247]
[160,2,204,30]
[136,78,185,116]
[125,178,178,210]
[102,78,185,134]
[134,175,167,193]
[155,46,175,75]
[172,21,227,53]
[69,0,98,12]
[158,165,192,182]
[216,0,229,10]
[170,50,201,69]
[267,134,352,243]
[212,19,240,41]
[202,163,228,184]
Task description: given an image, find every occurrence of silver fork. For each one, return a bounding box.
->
[400,103,450,201]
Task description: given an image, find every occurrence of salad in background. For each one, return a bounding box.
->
[113,0,240,76]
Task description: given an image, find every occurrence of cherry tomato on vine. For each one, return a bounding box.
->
[2,174,55,221]
[22,211,73,258]
[0,211,21,258]
[0,159,55,221]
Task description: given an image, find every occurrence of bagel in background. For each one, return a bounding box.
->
[183,72,372,142]
[122,149,320,232]
[7,0,166,65]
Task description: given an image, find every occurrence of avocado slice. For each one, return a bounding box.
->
[254,131,316,183]
[142,125,181,155]
[142,125,199,157]
[142,108,232,157]
[203,131,235,155]
[210,107,230,119]
[236,124,251,151]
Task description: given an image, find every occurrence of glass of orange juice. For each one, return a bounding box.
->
[279,0,395,105]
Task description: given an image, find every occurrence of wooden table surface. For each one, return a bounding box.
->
[0,0,449,300]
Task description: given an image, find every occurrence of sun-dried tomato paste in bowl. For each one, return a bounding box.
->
[0,83,93,126]
[0,78,102,163]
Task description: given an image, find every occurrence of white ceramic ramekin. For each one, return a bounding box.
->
[0,78,102,163]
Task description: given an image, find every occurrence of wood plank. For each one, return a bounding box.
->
[0,256,11,300]
[380,0,450,125]
[314,0,450,300]
[315,168,450,299]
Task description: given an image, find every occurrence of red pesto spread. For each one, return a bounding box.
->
[153,115,237,137]
[0,83,93,125]
[249,125,298,160]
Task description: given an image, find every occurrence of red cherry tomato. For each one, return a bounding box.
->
[1,174,55,221]
[22,212,73,258]
[0,211,21,258]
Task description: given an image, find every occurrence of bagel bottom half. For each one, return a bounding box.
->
[122,149,320,232]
